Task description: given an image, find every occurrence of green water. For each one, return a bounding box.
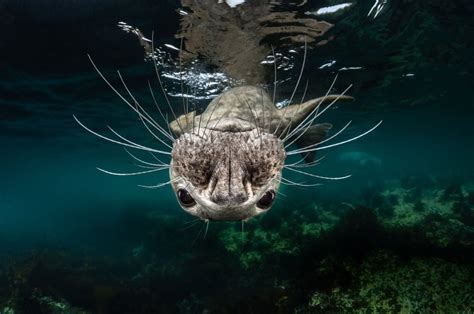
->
[1,0,473,312]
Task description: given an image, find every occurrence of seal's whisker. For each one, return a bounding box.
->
[124,148,168,167]
[282,73,339,141]
[203,219,210,239]
[305,86,351,128]
[288,120,383,155]
[184,84,192,133]
[284,166,351,181]
[178,219,201,232]
[299,79,310,105]
[313,74,339,119]
[149,152,168,165]
[285,152,315,167]
[178,35,187,116]
[274,189,287,198]
[202,96,224,138]
[276,177,297,185]
[116,70,173,146]
[283,79,352,142]
[73,115,170,155]
[246,96,263,140]
[285,120,352,150]
[235,92,261,139]
[260,88,267,132]
[208,107,227,137]
[147,81,175,141]
[182,217,201,226]
[106,125,170,155]
[138,177,178,189]
[271,45,277,107]
[87,55,171,140]
[288,37,308,106]
[151,31,184,134]
[283,84,351,144]
[134,164,165,169]
[274,37,307,136]
[97,166,168,176]
[279,79,309,139]
[192,220,207,245]
[268,45,277,134]
[249,99,262,139]
[134,107,173,149]
[286,161,321,168]
[191,89,197,134]
[278,176,324,187]
[285,154,326,168]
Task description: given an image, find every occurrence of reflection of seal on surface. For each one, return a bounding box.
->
[177,0,333,84]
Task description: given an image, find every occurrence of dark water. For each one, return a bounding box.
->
[1,0,474,312]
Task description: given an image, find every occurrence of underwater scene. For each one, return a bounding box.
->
[1,0,474,312]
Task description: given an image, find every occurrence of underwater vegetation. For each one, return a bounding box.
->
[1,0,473,312]
[1,177,473,313]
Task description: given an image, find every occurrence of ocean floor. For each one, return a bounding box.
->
[1,176,473,313]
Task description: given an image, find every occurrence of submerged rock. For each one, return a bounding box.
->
[377,181,474,248]
[302,251,474,312]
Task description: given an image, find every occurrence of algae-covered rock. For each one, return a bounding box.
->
[376,181,474,248]
[218,223,299,269]
[217,202,346,269]
[0,307,15,314]
[304,251,474,312]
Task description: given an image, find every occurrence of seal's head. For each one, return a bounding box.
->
[170,130,285,221]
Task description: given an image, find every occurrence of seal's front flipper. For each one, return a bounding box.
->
[274,94,353,137]
[294,123,332,163]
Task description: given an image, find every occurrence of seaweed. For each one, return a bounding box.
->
[302,251,474,312]
[452,201,474,227]
[412,200,425,212]
[2,179,474,313]
[442,183,464,201]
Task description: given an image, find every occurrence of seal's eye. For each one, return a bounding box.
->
[257,190,275,209]
[177,189,196,207]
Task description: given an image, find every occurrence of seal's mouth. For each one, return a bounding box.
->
[197,201,265,221]
[172,173,279,222]
[204,208,255,221]
[179,188,259,221]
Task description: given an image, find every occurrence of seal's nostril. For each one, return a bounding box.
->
[232,192,247,204]
[211,192,247,205]
[210,194,225,204]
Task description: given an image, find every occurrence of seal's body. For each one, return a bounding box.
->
[168,86,351,221]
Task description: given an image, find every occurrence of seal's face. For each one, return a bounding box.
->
[170,129,285,221]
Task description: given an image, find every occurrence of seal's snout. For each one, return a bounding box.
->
[170,125,285,221]
[209,168,248,206]
[210,189,247,206]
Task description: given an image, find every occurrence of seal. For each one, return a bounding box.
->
[75,53,381,223]
[167,85,355,221]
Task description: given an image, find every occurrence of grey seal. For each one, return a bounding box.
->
[168,85,354,221]
[75,57,381,222]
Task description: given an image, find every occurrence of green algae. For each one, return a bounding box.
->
[305,251,474,312]
[377,181,474,247]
